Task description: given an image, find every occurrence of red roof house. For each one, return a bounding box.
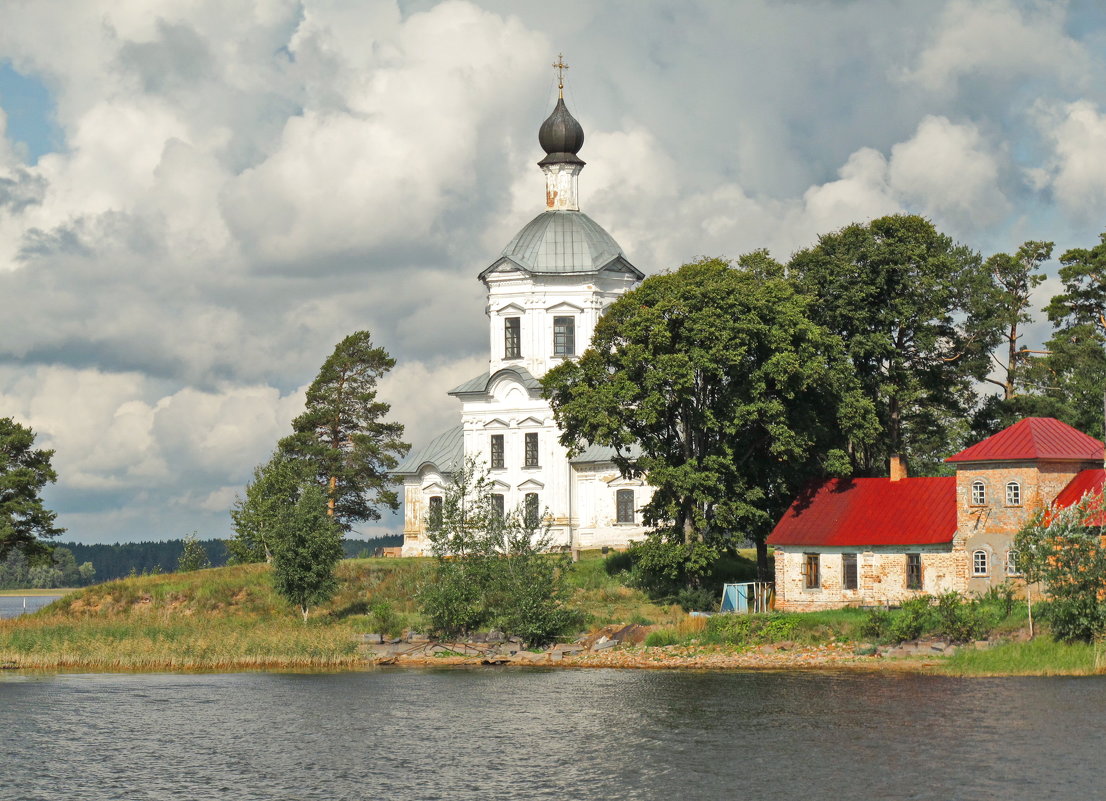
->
[946,417,1104,463]
[768,418,1105,611]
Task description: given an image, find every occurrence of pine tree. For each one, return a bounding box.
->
[0,418,64,559]
[278,332,408,532]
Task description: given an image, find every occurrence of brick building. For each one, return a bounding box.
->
[769,418,1106,611]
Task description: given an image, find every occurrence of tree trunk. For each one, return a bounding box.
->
[327,474,337,517]
[755,534,769,581]
[1005,322,1018,400]
[1026,582,1034,640]
[301,604,310,623]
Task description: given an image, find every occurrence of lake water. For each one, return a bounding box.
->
[0,667,1100,800]
[0,595,61,619]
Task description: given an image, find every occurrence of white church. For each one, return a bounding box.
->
[393,84,654,556]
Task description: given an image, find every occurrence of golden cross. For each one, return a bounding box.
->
[553,53,569,97]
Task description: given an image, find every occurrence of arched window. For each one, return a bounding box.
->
[1006,481,1021,506]
[1006,549,1020,576]
[973,549,989,576]
[971,480,986,505]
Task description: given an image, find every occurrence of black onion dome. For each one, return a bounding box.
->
[538,97,585,166]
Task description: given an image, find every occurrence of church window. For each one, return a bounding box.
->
[1006,549,1020,576]
[971,480,986,505]
[504,317,521,359]
[616,489,635,524]
[842,553,858,590]
[490,493,505,519]
[427,496,443,530]
[906,553,922,590]
[802,553,820,589]
[1006,481,1021,506]
[524,492,540,529]
[553,316,575,356]
[973,550,989,576]
[524,432,539,467]
[490,434,504,469]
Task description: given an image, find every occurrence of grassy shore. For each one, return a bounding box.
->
[0,588,78,596]
[1,556,1095,675]
[0,556,685,671]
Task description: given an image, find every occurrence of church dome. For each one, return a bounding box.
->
[538,97,585,166]
[496,210,635,275]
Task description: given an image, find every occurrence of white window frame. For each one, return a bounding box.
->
[1005,481,1021,506]
[973,549,989,577]
[971,480,986,506]
[1006,549,1020,576]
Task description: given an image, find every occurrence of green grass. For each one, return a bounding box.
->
[0,588,78,596]
[942,637,1096,676]
[0,558,431,670]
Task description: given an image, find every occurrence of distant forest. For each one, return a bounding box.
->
[0,535,403,589]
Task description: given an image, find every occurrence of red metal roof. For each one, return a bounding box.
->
[767,477,956,547]
[946,417,1104,463]
[1052,469,1106,526]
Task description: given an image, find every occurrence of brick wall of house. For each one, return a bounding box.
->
[954,459,1099,595]
[774,545,957,611]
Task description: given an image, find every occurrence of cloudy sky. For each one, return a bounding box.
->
[2,0,1106,544]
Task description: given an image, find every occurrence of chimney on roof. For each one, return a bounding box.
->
[890,454,907,482]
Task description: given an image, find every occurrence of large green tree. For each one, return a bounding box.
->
[279,331,409,532]
[270,482,345,622]
[1021,233,1106,440]
[228,451,307,564]
[787,214,997,474]
[543,257,876,574]
[0,418,64,560]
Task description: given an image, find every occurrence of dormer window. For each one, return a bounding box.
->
[1005,481,1021,506]
[971,480,986,506]
[504,317,521,359]
[553,316,575,356]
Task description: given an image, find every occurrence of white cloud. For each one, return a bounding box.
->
[887,115,1010,227]
[1035,99,1106,219]
[906,0,1090,94]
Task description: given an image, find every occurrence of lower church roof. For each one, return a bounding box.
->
[392,425,463,477]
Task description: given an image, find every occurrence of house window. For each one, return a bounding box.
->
[973,549,989,576]
[524,492,539,529]
[553,316,575,356]
[906,553,922,590]
[490,434,504,469]
[524,432,539,467]
[1006,549,1020,576]
[504,317,521,359]
[842,553,858,590]
[1006,481,1021,506]
[427,496,443,530]
[490,493,505,520]
[616,489,635,524]
[971,480,986,505]
[802,553,820,589]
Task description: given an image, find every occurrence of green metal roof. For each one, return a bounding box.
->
[392,425,464,476]
[481,210,643,278]
[569,442,643,464]
[447,367,543,398]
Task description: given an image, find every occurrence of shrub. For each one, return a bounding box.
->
[887,596,933,643]
[705,613,797,645]
[934,591,993,642]
[369,600,403,639]
[860,608,891,640]
[645,629,680,647]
